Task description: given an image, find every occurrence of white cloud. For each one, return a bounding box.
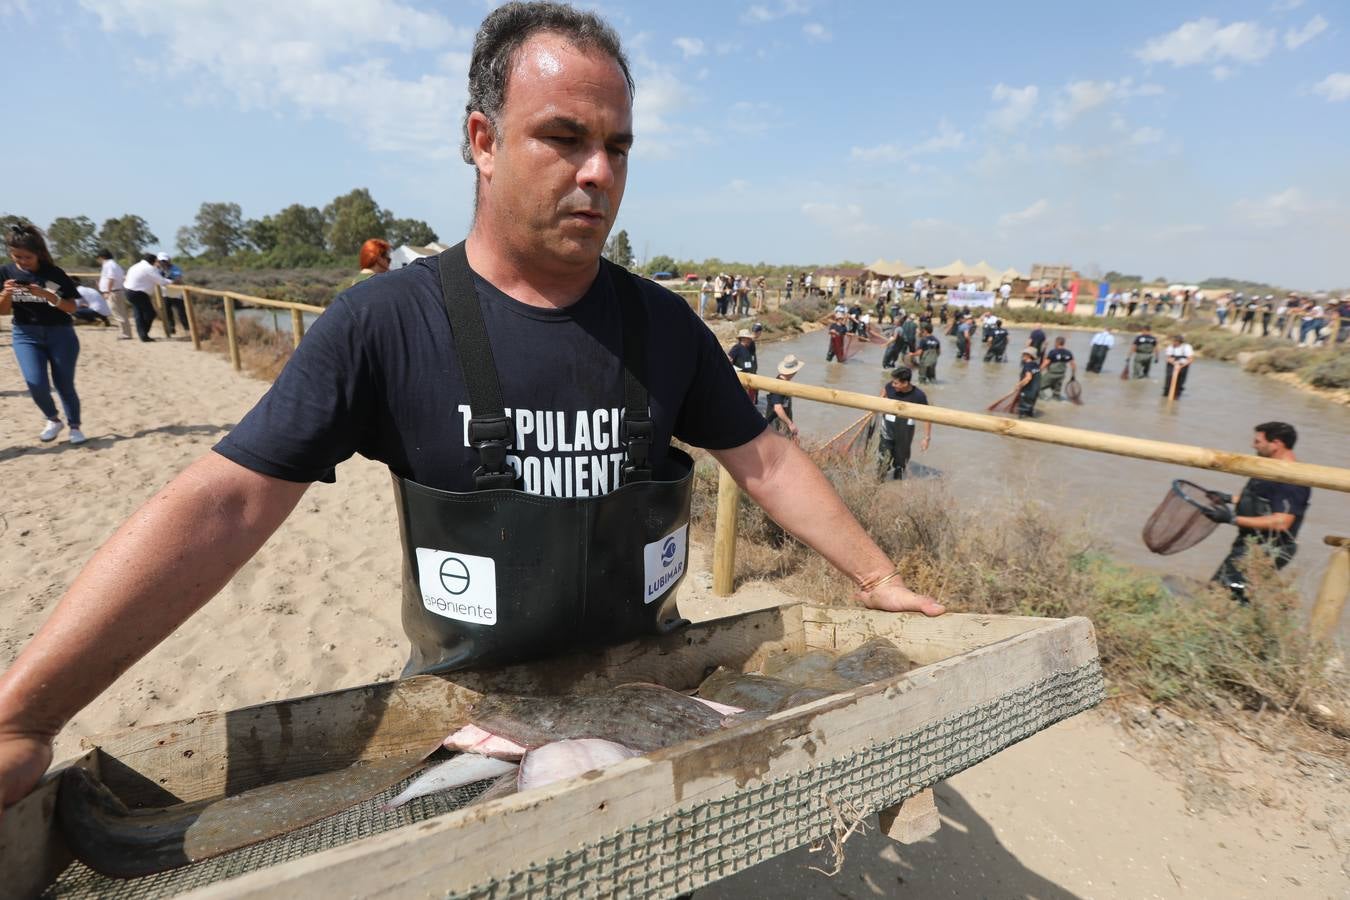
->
[1233,188,1311,227]
[1312,72,1350,101]
[1284,15,1327,49]
[801,201,878,236]
[631,65,696,159]
[673,37,705,59]
[1050,78,1163,126]
[0,1,31,17]
[988,84,1038,131]
[79,0,473,159]
[1212,65,1235,81]
[850,119,965,163]
[742,1,810,24]
[1051,144,1113,166]
[802,22,831,42]
[1131,126,1164,145]
[1136,19,1276,67]
[998,199,1049,228]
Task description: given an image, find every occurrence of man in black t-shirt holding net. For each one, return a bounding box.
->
[1203,422,1312,604]
[0,2,944,812]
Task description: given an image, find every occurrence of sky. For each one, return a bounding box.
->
[6,0,1349,288]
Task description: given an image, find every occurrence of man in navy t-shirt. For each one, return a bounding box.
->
[1205,422,1312,603]
[0,2,944,810]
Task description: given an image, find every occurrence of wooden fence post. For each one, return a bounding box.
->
[1310,536,1349,646]
[153,285,172,339]
[712,465,740,597]
[224,296,241,372]
[290,308,305,349]
[183,287,201,351]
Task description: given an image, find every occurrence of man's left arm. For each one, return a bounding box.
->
[710,430,944,615]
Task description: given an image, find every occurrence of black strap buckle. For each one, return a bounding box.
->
[468,415,516,488]
[620,413,653,483]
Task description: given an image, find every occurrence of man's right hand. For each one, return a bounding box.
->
[0,732,53,816]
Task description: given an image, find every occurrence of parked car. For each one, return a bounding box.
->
[652,271,674,280]
[684,273,701,282]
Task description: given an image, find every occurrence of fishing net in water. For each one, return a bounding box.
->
[808,412,874,461]
[1142,479,1226,555]
[987,389,1019,414]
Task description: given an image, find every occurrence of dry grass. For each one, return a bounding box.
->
[192,305,296,381]
[690,450,1345,735]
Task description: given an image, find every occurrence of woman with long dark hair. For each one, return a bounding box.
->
[0,222,86,443]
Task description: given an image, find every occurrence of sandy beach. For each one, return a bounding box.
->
[1,323,1345,897]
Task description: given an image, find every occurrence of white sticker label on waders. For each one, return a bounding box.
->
[415,548,498,625]
[643,524,688,605]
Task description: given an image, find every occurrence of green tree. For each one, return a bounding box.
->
[387,217,438,248]
[175,225,200,257]
[644,254,679,277]
[192,201,246,257]
[98,215,158,261]
[47,216,98,264]
[243,217,277,253]
[604,229,634,268]
[324,188,389,256]
[272,203,327,250]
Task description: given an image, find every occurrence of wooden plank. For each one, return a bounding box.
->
[78,605,805,805]
[802,607,1052,665]
[178,617,1098,899]
[878,787,940,844]
[736,371,1350,493]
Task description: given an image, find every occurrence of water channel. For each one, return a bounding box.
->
[756,325,1349,634]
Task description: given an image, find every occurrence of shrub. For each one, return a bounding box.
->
[1299,351,1350,389]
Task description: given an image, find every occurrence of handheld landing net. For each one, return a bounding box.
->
[1142,479,1224,555]
[1065,378,1083,405]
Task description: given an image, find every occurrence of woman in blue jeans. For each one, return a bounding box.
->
[0,223,86,444]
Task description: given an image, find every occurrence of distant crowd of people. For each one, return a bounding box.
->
[1215,293,1348,346]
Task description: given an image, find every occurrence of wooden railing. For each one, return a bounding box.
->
[713,372,1349,642]
[69,273,322,370]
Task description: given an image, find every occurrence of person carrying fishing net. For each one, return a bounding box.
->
[876,366,931,481]
[1207,422,1311,603]
[1140,422,1310,604]
[0,2,945,817]
[983,318,1009,362]
[1039,336,1076,401]
[1162,334,1194,399]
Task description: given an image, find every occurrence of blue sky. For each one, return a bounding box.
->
[7,1,1348,287]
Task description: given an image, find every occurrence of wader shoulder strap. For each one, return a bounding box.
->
[436,243,516,489]
[605,260,653,484]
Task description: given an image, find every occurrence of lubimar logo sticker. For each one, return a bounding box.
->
[642,525,687,605]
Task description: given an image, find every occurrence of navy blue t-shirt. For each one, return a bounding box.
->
[2,261,78,327]
[1045,348,1073,364]
[1133,334,1158,353]
[214,256,766,496]
[728,341,757,373]
[1240,478,1311,551]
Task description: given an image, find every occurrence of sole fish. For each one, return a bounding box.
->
[383,754,519,811]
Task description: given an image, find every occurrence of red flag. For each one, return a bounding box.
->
[1067,279,1079,314]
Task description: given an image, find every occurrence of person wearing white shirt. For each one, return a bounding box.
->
[122,253,171,342]
[999,282,1011,305]
[1087,327,1115,372]
[73,281,111,326]
[1163,334,1194,398]
[95,249,132,339]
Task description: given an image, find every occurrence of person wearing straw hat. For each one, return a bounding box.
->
[728,328,758,404]
[765,354,804,438]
